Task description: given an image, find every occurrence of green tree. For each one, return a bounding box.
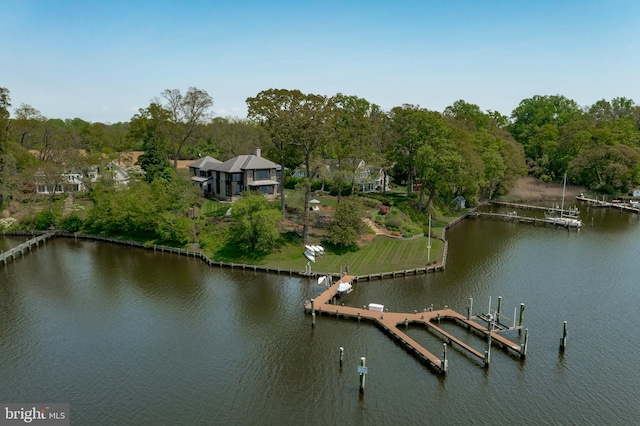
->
[161,87,214,169]
[330,93,378,198]
[390,104,431,195]
[509,94,583,179]
[136,134,173,183]
[0,87,11,207]
[246,88,307,215]
[568,144,640,194]
[247,89,331,243]
[230,191,282,254]
[326,198,365,249]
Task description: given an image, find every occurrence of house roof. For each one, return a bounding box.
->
[188,156,222,171]
[215,154,280,173]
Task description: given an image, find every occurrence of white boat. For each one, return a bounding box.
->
[303,250,315,262]
[545,173,582,228]
[337,281,353,294]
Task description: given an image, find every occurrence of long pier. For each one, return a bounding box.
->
[576,196,640,213]
[489,200,579,216]
[467,211,582,229]
[0,232,56,264]
[304,276,526,375]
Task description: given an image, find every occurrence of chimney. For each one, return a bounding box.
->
[254,148,261,157]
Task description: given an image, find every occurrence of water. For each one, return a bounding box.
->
[1,207,639,425]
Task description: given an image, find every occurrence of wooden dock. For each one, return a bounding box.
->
[489,200,580,216]
[304,276,526,375]
[576,196,640,213]
[0,232,56,264]
[467,211,582,229]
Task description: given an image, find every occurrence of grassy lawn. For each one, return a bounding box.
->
[252,234,444,275]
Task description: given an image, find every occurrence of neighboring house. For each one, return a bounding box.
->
[632,188,640,197]
[105,161,130,186]
[36,167,98,194]
[188,148,281,201]
[294,159,390,193]
[35,162,129,195]
[452,196,466,209]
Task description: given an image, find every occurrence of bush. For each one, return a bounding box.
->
[385,216,404,230]
[379,205,390,215]
[60,214,83,233]
[34,210,57,230]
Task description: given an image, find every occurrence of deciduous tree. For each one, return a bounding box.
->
[230,191,282,254]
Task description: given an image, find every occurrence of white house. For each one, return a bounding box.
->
[294,159,390,193]
[632,188,640,197]
[36,168,98,194]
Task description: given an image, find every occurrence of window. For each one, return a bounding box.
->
[231,173,243,182]
[254,169,270,181]
[258,185,274,195]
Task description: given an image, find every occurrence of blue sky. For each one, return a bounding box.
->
[2,0,639,123]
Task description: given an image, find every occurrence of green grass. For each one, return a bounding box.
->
[200,199,228,217]
[254,234,444,275]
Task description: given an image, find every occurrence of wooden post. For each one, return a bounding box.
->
[311,298,316,328]
[485,316,492,367]
[467,297,473,320]
[441,343,448,373]
[559,321,567,352]
[518,303,525,335]
[497,296,502,321]
[339,347,344,366]
[518,328,529,359]
[359,357,367,393]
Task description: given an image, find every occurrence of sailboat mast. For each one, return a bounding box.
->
[561,173,567,218]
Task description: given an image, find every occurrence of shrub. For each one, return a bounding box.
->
[385,216,404,230]
[60,214,83,233]
[379,205,390,215]
[34,210,57,230]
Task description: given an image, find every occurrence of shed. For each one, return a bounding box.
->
[452,196,466,209]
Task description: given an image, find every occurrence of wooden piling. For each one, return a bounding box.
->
[559,321,567,352]
[359,357,366,393]
[339,347,344,366]
[441,343,448,373]
[518,303,525,335]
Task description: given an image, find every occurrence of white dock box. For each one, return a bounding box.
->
[368,303,384,312]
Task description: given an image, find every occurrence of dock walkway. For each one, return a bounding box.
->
[0,232,56,264]
[576,196,640,213]
[467,211,582,228]
[304,276,525,375]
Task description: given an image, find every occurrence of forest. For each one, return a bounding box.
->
[1,86,639,251]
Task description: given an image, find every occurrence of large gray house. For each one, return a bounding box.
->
[188,148,281,201]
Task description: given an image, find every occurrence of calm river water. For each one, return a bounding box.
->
[1,204,639,425]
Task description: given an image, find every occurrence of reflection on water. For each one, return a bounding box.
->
[1,206,639,424]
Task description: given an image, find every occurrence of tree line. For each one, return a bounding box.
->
[2,86,640,249]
